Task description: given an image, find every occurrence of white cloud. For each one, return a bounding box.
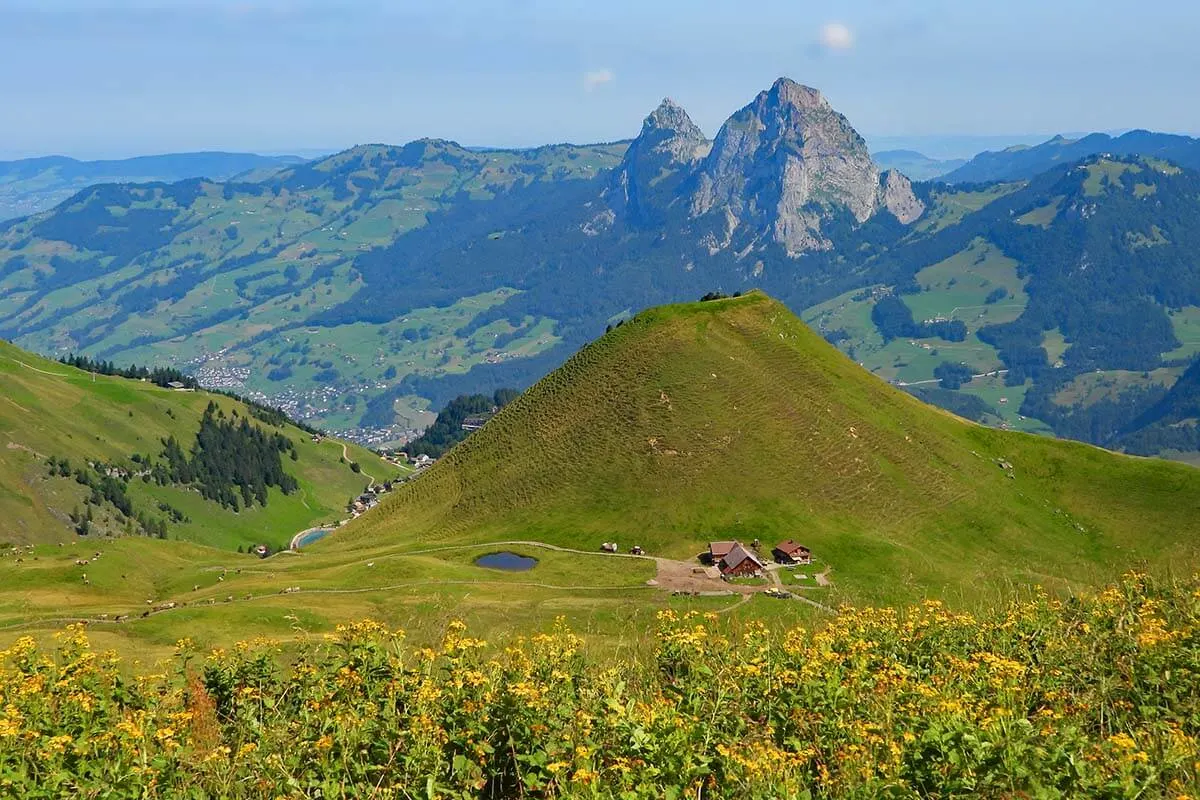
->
[583,69,615,92]
[818,22,854,51]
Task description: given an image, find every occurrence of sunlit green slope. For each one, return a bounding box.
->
[0,339,396,549]
[344,291,1200,604]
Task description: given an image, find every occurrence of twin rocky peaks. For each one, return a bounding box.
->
[609,78,924,256]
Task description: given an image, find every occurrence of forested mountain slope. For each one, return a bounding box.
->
[806,155,1200,455]
[0,140,626,442]
[0,338,390,548]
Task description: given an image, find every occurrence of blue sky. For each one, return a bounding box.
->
[2,0,1198,160]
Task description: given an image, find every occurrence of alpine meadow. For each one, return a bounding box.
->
[3,3,1200,794]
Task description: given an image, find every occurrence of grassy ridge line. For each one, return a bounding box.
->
[338,291,1200,606]
[0,338,396,548]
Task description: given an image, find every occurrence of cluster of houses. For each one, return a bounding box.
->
[382,451,434,470]
[347,479,401,515]
[705,539,811,578]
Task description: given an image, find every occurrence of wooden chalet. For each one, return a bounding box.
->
[772,540,812,565]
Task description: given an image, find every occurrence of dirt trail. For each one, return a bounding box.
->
[7,358,71,378]
[5,440,45,459]
[342,443,376,489]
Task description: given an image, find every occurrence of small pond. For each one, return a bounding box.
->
[293,528,334,548]
[473,551,538,571]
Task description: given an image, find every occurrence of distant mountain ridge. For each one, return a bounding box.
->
[0,151,305,220]
[0,78,921,442]
[4,80,1200,461]
[0,137,631,443]
[871,150,967,180]
[943,130,1200,184]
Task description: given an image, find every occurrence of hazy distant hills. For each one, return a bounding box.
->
[4,82,1200,460]
[943,130,1200,184]
[871,150,967,180]
[0,151,306,220]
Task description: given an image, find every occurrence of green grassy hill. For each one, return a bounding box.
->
[343,292,1200,604]
[0,338,400,549]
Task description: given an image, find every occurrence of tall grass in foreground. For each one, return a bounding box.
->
[2,573,1197,798]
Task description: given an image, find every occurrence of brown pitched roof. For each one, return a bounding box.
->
[708,541,737,559]
[720,543,764,571]
[774,540,809,556]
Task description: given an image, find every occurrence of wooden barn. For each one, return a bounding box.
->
[719,543,764,577]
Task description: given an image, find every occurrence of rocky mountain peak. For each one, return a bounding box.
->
[690,77,923,255]
[606,98,710,224]
[766,78,830,112]
[630,98,709,164]
[645,98,698,132]
[879,170,924,224]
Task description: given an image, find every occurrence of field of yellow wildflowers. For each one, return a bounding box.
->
[1,573,1197,798]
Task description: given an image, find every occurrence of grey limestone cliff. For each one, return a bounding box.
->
[690,78,924,255]
[607,98,711,225]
